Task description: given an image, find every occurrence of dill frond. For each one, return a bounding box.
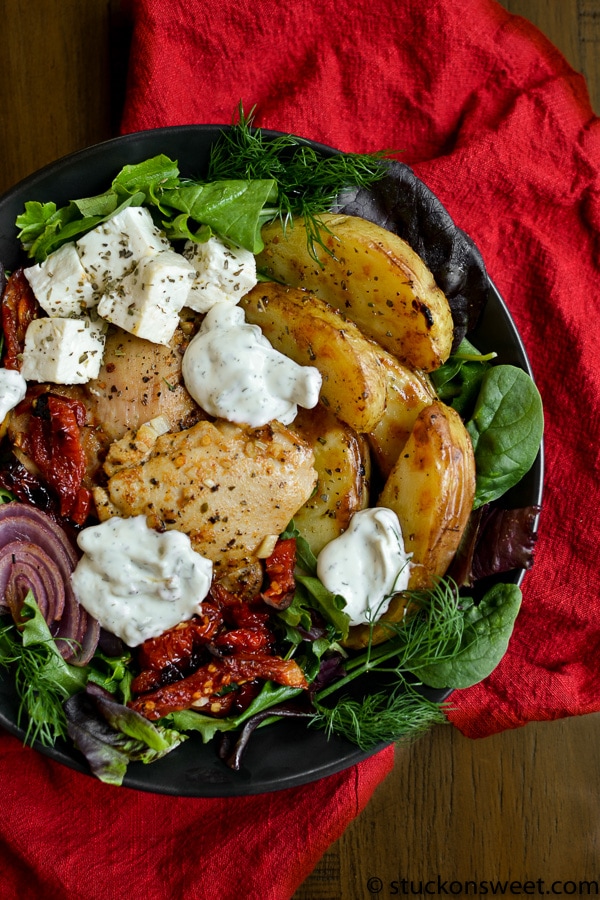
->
[312,679,448,750]
[0,619,71,746]
[207,104,388,258]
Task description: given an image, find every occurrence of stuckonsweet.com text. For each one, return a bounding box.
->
[365,876,599,896]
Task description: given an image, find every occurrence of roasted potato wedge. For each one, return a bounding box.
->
[367,348,436,479]
[241,282,387,433]
[256,213,454,372]
[291,405,371,557]
[378,400,476,586]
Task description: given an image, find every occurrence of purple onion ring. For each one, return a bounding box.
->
[0,501,99,665]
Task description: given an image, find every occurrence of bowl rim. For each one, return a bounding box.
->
[0,124,544,795]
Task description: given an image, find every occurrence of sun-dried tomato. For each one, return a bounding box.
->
[262,537,297,610]
[132,606,224,693]
[21,393,90,524]
[209,582,272,629]
[212,624,274,655]
[0,449,58,513]
[1,268,40,370]
[130,654,308,721]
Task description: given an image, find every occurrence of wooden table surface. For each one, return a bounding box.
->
[1,3,599,899]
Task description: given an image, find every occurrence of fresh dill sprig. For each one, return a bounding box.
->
[0,618,72,746]
[319,577,466,699]
[312,679,449,750]
[207,104,389,256]
[308,578,465,747]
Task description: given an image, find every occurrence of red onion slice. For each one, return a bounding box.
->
[0,540,66,623]
[0,501,99,665]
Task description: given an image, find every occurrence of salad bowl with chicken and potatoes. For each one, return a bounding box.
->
[0,118,543,795]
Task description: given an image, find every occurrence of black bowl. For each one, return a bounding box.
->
[0,126,543,796]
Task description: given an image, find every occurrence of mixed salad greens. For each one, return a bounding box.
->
[0,110,543,785]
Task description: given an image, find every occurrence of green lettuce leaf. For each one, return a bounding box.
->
[159,179,277,252]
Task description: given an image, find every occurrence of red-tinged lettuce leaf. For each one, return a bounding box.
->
[449,505,541,587]
[64,683,186,785]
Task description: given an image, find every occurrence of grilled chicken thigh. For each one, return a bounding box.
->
[93,418,317,576]
[84,324,201,442]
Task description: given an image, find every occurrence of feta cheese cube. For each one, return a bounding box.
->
[21,317,106,384]
[183,236,257,313]
[76,206,170,292]
[97,249,195,345]
[23,242,99,317]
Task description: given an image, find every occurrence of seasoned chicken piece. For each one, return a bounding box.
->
[84,324,201,442]
[93,419,317,575]
[102,415,171,477]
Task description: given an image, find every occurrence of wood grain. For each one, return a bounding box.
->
[0,3,598,899]
[0,0,125,196]
[500,0,600,113]
[294,715,600,899]
[296,2,600,896]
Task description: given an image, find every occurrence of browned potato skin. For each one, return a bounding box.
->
[367,348,436,479]
[378,400,476,586]
[291,405,371,557]
[241,282,387,433]
[346,400,475,649]
[256,214,454,372]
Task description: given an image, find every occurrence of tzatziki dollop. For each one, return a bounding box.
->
[181,302,322,427]
[316,507,412,626]
[71,515,213,646]
[0,368,27,421]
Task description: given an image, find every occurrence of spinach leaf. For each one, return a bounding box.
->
[16,154,278,261]
[466,365,544,509]
[429,337,496,418]
[110,154,180,203]
[406,582,522,689]
[291,575,351,641]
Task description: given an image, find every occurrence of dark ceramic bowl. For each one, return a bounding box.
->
[0,126,543,796]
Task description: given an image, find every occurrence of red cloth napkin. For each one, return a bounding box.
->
[121,0,600,737]
[2,0,600,897]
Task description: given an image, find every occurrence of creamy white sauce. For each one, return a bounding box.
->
[181,302,322,427]
[71,515,213,646]
[0,368,27,421]
[316,507,412,626]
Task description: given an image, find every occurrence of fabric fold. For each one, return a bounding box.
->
[1,0,599,897]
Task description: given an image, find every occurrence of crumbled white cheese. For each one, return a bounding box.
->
[23,242,99,317]
[76,206,170,292]
[20,316,106,384]
[183,236,257,313]
[97,249,195,345]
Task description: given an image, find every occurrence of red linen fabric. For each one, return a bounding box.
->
[2,1,599,898]
[121,0,600,737]
[0,732,393,899]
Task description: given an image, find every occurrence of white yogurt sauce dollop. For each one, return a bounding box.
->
[316,507,412,626]
[181,302,322,427]
[71,515,213,646]
[0,368,27,421]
